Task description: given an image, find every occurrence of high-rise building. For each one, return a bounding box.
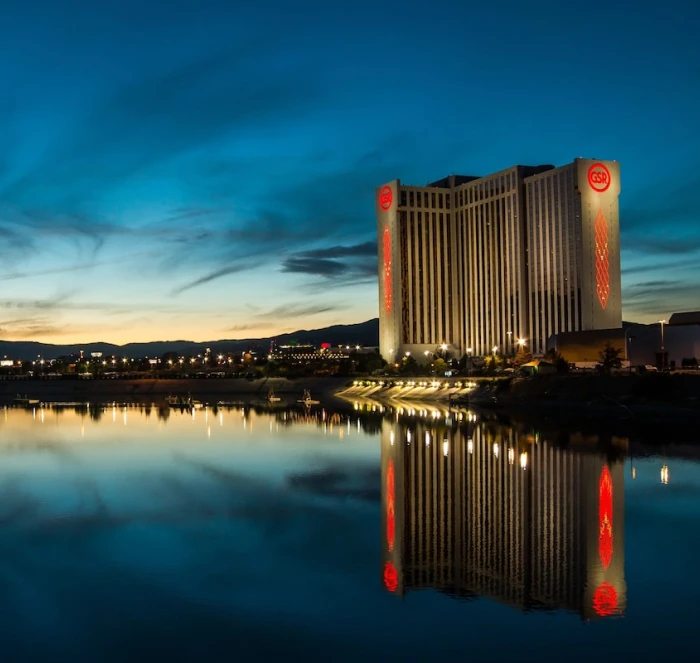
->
[376,159,621,359]
[381,418,627,619]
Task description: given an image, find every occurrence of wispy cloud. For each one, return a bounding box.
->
[254,303,339,320]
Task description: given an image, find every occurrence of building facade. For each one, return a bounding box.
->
[381,418,627,619]
[376,158,622,360]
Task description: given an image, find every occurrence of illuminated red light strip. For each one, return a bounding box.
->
[599,464,613,570]
[383,226,392,315]
[387,458,395,552]
[594,209,610,310]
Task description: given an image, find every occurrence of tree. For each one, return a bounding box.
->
[544,349,570,373]
[599,343,623,375]
[399,355,419,375]
[433,358,447,376]
[514,346,533,367]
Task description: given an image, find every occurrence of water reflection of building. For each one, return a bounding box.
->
[381,419,626,619]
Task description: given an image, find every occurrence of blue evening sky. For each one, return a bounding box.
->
[1,0,698,343]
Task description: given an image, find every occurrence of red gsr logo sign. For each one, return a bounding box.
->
[588,163,611,193]
[379,186,393,211]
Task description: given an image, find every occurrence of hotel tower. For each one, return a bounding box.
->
[376,159,622,359]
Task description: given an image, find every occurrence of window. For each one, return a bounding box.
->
[409,190,414,207]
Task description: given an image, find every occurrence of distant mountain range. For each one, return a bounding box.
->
[0,319,380,361]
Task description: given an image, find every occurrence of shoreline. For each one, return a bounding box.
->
[0,376,350,406]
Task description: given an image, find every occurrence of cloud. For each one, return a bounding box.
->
[621,256,700,276]
[281,241,377,282]
[622,234,700,256]
[223,323,275,333]
[254,303,338,320]
[622,279,699,319]
[2,41,324,210]
[171,263,256,295]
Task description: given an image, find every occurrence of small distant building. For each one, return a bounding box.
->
[669,311,700,326]
[521,359,557,376]
[549,315,700,370]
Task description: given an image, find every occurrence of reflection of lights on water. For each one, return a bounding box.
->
[493,443,499,459]
[661,465,669,484]
[123,407,127,426]
[357,419,360,432]
[467,439,473,454]
[390,431,395,446]
[425,432,430,447]
[207,426,211,439]
[219,412,223,426]
[520,452,528,470]
[407,430,411,444]
[443,440,449,457]
[40,409,44,423]
[631,467,636,479]
[113,406,116,423]
[32,408,36,420]
[508,448,515,465]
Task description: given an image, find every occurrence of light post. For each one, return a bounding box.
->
[627,334,635,374]
[658,319,667,370]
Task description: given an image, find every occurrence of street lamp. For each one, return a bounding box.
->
[658,319,667,370]
[492,346,498,355]
[627,334,635,374]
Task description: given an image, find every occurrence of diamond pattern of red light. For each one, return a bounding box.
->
[594,209,610,309]
[384,562,398,593]
[383,226,392,315]
[599,465,613,570]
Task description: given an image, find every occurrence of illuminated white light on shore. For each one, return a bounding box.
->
[520,452,528,469]
[467,439,473,454]
[443,440,449,456]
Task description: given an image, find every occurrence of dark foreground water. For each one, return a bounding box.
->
[1,401,699,662]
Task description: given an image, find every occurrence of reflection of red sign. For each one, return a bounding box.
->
[384,561,398,593]
[387,458,395,552]
[593,581,618,617]
[383,226,392,315]
[594,209,610,310]
[379,186,393,210]
[588,163,611,193]
[599,465,613,570]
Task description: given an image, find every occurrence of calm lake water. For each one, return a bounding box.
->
[1,401,699,661]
